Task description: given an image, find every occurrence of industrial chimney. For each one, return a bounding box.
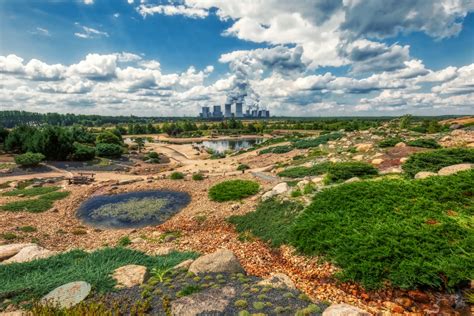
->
[235,102,243,118]
[224,103,232,118]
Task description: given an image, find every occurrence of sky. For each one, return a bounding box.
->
[0,0,473,117]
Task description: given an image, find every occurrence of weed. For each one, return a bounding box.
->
[18,226,37,233]
[235,299,248,308]
[170,172,184,180]
[209,180,260,202]
[192,173,204,181]
[1,232,18,240]
[176,284,201,297]
[117,236,131,247]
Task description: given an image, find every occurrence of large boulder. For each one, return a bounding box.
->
[171,286,235,316]
[322,303,370,316]
[2,245,55,264]
[0,243,35,261]
[112,264,147,288]
[189,249,244,274]
[437,163,472,176]
[415,171,437,179]
[272,182,289,194]
[257,273,296,289]
[173,259,194,271]
[355,143,373,152]
[41,281,91,308]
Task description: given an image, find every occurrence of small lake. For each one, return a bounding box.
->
[76,190,190,229]
[196,138,265,153]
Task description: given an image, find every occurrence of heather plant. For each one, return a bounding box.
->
[209,180,259,202]
[406,138,441,148]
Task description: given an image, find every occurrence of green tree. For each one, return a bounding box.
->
[96,132,122,145]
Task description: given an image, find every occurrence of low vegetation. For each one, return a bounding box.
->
[14,152,45,167]
[4,186,60,197]
[292,132,343,149]
[170,172,184,180]
[291,170,474,290]
[258,145,293,155]
[402,148,474,177]
[192,173,204,181]
[209,180,260,202]
[406,138,441,148]
[378,137,404,148]
[0,248,196,305]
[1,189,69,213]
[278,162,331,178]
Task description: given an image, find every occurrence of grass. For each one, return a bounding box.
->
[229,198,303,248]
[291,170,474,290]
[292,132,343,149]
[117,236,132,247]
[402,148,474,177]
[259,145,293,155]
[192,173,204,181]
[3,186,60,197]
[0,190,70,213]
[18,226,37,233]
[378,137,404,148]
[1,232,18,241]
[209,180,260,202]
[407,138,441,148]
[278,162,331,178]
[0,247,197,305]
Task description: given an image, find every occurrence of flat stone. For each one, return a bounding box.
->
[272,182,289,194]
[189,249,244,274]
[414,171,437,179]
[437,163,472,176]
[257,273,296,289]
[2,245,55,264]
[0,243,35,261]
[112,264,147,288]
[171,286,235,316]
[322,303,371,316]
[173,259,194,271]
[344,177,361,183]
[41,281,91,308]
[371,158,384,165]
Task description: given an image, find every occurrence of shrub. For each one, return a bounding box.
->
[291,189,302,197]
[407,138,441,149]
[237,164,250,171]
[378,137,404,148]
[192,173,204,181]
[259,145,293,155]
[0,198,54,213]
[0,248,196,304]
[292,132,343,149]
[324,162,378,183]
[209,180,260,202]
[14,152,45,167]
[229,198,303,247]
[170,172,184,180]
[290,170,474,290]
[72,142,96,161]
[278,162,331,178]
[402,148,474,178]
[96,143,123,158]
[96,132,122,145]
[4,186,59,197]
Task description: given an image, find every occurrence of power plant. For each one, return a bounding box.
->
[200,102,270,119]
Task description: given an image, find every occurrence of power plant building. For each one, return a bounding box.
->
[200,102,270,119]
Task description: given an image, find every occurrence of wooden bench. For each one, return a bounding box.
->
[68,172,95,185]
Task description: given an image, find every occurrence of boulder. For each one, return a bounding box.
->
[257,273,296,289]
[272,182,289,194]
[0,243,35,261]
[395,142,406,148]
[414,171,437,179]
[344,177,361,183]
[189,249,244,274]
[322,303,370,316]
[112,264,147,288]
[311,176,324,184]
[437,163,472,176]
[171,286,235,316]
[173,259,194,271]
[2,245,55,264]
[371,158,384,165]
[355,143,373,152]
[353,155,364,161]
[261,191,275,201]
[41,281,91,308]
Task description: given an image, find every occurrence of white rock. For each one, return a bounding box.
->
[437,163,472,176]
[2,245,55,264]
[371,158,384,165]
[415,171,437,179]
[0,243,35,261]
[261,191,275,201]
[311,176,324,184]
[41,281,91,308]
[173,259,194,271]
[355,143,373,152]
[323,303,371,316]
[345,177,361,183]
[272,182,289,194]
[189,249,244,274]
[400,157,409,163]
[257,273,296,289]
[112,264,147,288]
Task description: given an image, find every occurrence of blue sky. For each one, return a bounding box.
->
[0,0,473,116]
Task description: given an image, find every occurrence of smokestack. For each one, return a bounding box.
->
[236,102,243,118]
[224,103,232,118]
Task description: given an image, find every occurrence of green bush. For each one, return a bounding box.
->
[259,145,293,155]
[278,162,331,178]
[72,142,96,161]
[209,180,260,202]
[290,170,474,290]
[229,198,303,247]
[192,173,204,181]
[292,132,343,149]
[14,152,45,167]
[378,137,404,148]
[325,162,378,183]
[407,138,441,149]
[237,164,250,171]
[95,143,123,158]
[96,132,122,145]
[402,148,474,177]
[170,172,184,180]
[0,248,196,304]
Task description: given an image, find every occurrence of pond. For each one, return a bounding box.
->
[76,190,191,229]
[196,138,265,153]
